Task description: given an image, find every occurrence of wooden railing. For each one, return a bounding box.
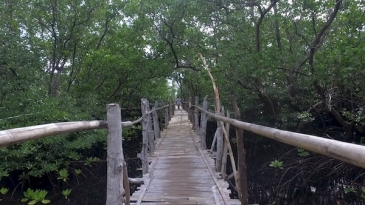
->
[0,99,175,205]
[186,95,365,205]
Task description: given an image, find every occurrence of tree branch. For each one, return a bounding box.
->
[156,18,200,71]
[308,0,342,69]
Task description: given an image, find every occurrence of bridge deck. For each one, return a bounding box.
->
[130,109,240,205]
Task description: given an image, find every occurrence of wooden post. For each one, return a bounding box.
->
[153,101,160,139]
[148,131,155,155]
[146,101,155,155]
[164,105,169,129]
[211,128,218,153]
[191,98,196,129]
[172,101,175,115]
[187,100,191,121]
[123,162,130,205]
[231,96,248,205]
[221,110,230,178]
[200,96,208,149]
[186,101,191,122]
[194,96,199,133]
[140,99,149,174]
[215,107,224,172]
[106,103,125,205]
[169,103,172,120]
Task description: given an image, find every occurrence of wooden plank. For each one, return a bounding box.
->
[134,196,214,202]
[199,148,229,205]
[212,185,221,205]
[147,180,215,186]
[146,186,214,192]
[144,192,214,197]
[130,110,239,205]
[136,156,159,205]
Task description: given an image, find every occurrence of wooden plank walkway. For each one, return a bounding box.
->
[130,109,241,205]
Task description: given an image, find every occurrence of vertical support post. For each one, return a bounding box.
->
[123,162,130,205]
[231,96,248,205]
[172,100,175,115]
[169,103,172,120]
[210,128,218,153]
[140,99,149,174]
[194,96,199,133]
[106,103,125,205]
[215,107,224,172]
[191,97,195,129]
[153,101,160,139]
[221,110,230,178]
[164,105,169,129]
[146,101,155,155]
[148,131,155,155]
[200,96,208,149]
[187,100,192,121]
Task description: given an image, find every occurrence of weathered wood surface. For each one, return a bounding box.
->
[130,110,240,205]
[195,105,365,169]
[200,95,208,149]
[106,104,125,205]
[153,101,160,139]
[140,99,149,174]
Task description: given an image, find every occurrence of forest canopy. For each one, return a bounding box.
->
[1,0,365,204]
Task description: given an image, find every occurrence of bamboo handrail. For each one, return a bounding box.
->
[193,105,365,169]
[0,121,107,148]
[0,100,170,205]
[122,117,143,127]
[0,103,169,148]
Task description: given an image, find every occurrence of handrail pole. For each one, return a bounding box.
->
[195,104,365,169]
[221,109,230,179]
[231,96,248,205]
[210,128,218,153]
[146,100,155,155]
[140,99,149,174]
[187,100,191,122]
[123,161,130,205]
[106,103,125,205]
[153,101,160,139]
[200,96,208,149]
[172,101,174,115]
[215,107,224,172]
[164,104,169,128]
[194,96,199,133]
[169,103,172,120]
[191,97,196,129]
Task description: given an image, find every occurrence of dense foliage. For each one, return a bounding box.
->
[1,0,365,204]
[0,0,175,202]
[135,0,365,204]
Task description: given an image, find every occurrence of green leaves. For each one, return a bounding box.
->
[57,169,69,182]
[61,189,72,199]
[269,160,284,169]
[0,188,9,195]
[297,149,309,157]
[22,189,50,205]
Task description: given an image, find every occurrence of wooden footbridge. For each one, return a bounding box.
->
[2,96,365,205]
[130,109,239,205]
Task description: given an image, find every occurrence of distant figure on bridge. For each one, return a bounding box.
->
[175,97,181,109]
